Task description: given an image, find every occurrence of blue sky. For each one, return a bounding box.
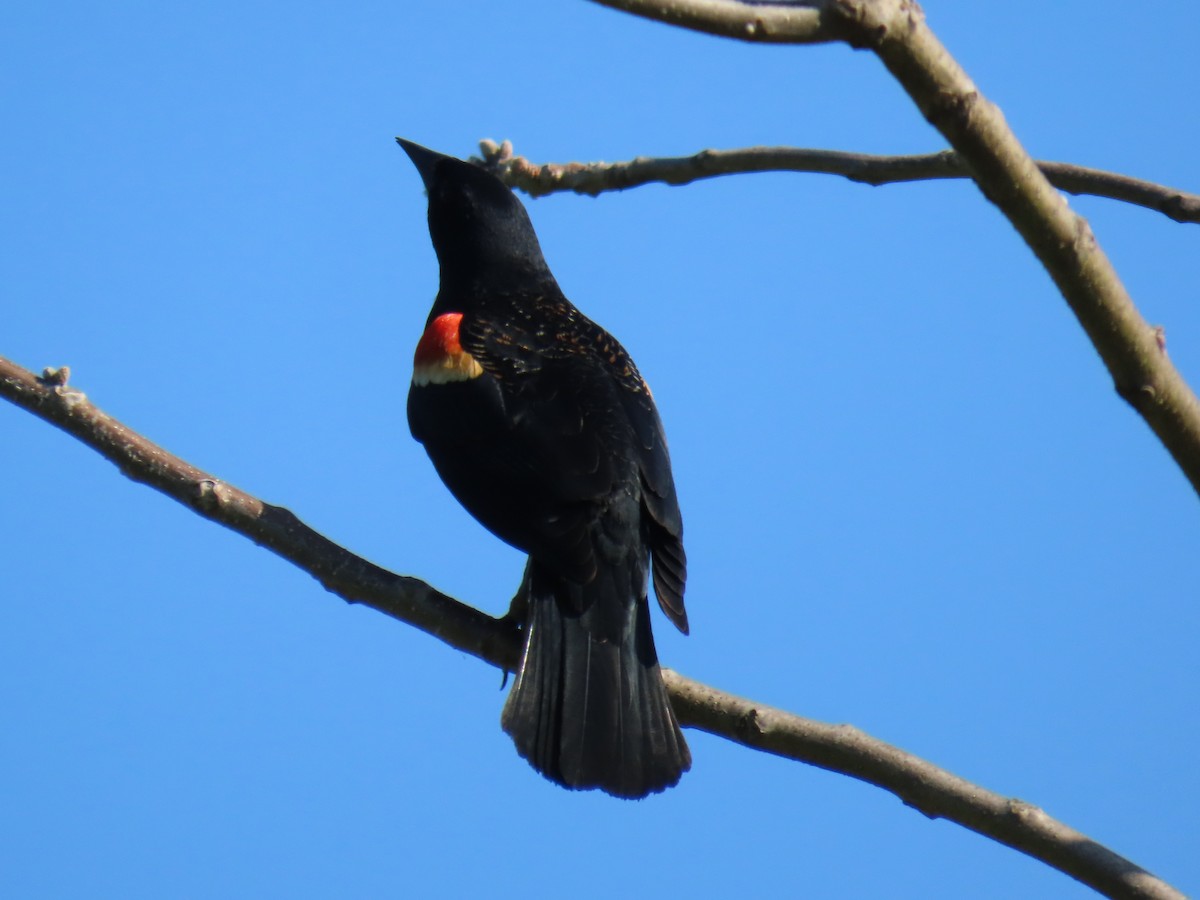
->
[3,2,1198,897]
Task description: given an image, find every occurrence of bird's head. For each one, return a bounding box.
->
[397,138,552,291]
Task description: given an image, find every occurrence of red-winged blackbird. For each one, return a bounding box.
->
[398,139,691,798]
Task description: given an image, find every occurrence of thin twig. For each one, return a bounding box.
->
[1,353,1182,900]
[479,143,1200,225]
[586,0,1200,508]
[587,0,829,43]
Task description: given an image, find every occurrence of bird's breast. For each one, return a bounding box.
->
[413,312,484,386]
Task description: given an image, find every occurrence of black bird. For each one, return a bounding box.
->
[398,139,690,798]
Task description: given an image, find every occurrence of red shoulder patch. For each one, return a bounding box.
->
[413,312,484,385]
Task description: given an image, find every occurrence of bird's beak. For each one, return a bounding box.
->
[396,138,449,189]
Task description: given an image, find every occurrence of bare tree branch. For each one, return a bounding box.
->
[1038,161,1200,225]
[585,0,1200,503]
[585,0,830,43]
[670,674,1186,900]
[1,353,1184,900]
[0,358,519,670]
[479,142,1200,225]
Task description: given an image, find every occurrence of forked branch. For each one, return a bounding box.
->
[584,0,1200,503]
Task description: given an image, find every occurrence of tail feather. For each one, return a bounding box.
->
[501,561,690,799]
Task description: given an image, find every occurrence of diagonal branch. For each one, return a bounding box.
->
[0,361,520,668]
[670,675,1185,900]
[1,354,1184,900]
[480,142,1200,225]
[586,0,1200,504]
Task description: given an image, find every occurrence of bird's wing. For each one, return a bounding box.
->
[611,363,689,635]
[452,309,627,582]
[459,301,688,631]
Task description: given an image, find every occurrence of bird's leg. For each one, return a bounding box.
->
[497,561,533,689]
[501,560,533,628]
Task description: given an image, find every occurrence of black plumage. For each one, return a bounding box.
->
[399,139,689,798]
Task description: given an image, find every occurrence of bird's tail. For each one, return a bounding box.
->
[500,560,690,799]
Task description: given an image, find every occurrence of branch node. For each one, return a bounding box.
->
[736,707,766,741]
[39,365,71,387]
[194,478,217,507]
[1115,379,1160,410]
[1162,191,1199,223]
[1070,216,1097,256]
[476,138,514,174]
[829,0,917,49]
[925,88,981,135]
[193,478,233,512]
[1006,798,1045,826]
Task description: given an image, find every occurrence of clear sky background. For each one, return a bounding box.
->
[3,2,1197,897]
